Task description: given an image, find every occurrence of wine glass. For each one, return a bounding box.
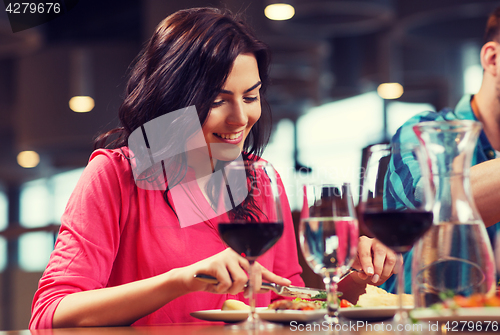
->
[299,183,359,324]
[216,160,284,329]
[359,143,434,325]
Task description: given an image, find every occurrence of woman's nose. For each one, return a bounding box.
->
[226,102,248,126]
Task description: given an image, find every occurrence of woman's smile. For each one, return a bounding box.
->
[213,131,244,143]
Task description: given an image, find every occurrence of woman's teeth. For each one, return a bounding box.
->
[215,132,242,140]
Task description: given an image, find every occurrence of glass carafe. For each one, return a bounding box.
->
[412,120,497,307]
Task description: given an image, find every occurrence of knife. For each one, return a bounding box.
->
[194,274,327,300]
[194,268,363,300]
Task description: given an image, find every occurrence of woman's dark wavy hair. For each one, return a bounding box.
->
[94,7,272,216]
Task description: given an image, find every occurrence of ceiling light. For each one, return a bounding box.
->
[70,48,94,113]
[265,3,295,21]
[69,96,95,113]
[17,151,40,168]
[377,83,404,99]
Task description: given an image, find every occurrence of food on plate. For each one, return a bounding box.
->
[267,297,353,310]
[268,298,325,310]
[431,292,500,310]
[221,299,250,311]
[266,284,413,311]
[311,291,327,300]
[340,299,354,308]
[356,284,414,307]
[265,284,415,311]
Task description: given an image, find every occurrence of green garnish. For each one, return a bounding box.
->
[438,290,455,301]
[311,292,327,300]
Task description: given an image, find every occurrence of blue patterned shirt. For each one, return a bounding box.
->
[380,94,499,294]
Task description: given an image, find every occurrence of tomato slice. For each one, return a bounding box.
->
[485,295,500,307]
[340,299,354,308]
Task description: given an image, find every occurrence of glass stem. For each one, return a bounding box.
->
[324,272,339,323]
[394,252,408,325]
[248,260,256,324]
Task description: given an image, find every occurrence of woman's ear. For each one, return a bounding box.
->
[480,41,500,76]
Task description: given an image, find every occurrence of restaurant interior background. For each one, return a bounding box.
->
[0,0,499,330]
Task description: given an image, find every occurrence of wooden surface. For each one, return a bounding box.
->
[1,322,497,335]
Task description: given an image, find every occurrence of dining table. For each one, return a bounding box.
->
[1,319,498,335]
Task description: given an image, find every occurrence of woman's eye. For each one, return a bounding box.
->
[212,100,224,107]
[244,96,259,103]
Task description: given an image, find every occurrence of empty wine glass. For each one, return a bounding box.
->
[299,183,359,324]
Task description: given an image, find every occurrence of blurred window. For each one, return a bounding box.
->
[20,178,52,228]
[297,92,383,206]
[261,92,437,210]
[18,167,84,271]
[462,42,482,95]
[19,232,54,271]
[464,64,482,95]
[0,187,7,231]
[387,101,435,136]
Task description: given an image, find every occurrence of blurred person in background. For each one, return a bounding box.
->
[382,5,500,294]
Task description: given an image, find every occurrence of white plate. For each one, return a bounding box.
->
[191,306,418,323]
[190,308,325,323]
[190,309,255,323]
[411,307,500,323]
[339,306,414,321]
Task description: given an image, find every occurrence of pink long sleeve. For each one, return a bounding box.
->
[30,148,303,328]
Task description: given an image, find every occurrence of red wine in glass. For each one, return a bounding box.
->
[362,210,433,253]
[360,143,434,326]
[215,160,284,330]
[218,222,283,261]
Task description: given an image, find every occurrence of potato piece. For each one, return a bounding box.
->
[356,285,414,307]
[221,299,251,310]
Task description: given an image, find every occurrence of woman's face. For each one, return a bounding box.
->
[202,53,262,163]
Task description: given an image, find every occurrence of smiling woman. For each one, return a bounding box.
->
[29,7,398,329]
[29,7,304,329]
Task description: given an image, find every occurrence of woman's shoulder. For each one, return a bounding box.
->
[90,146,131,160]
[89,147,132,167]
[84,147,134,183]
[64,147,136,210]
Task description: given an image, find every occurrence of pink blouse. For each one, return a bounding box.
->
[30,148,303,328]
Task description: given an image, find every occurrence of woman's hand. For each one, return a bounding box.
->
[350,236,401,286]
[52,248,292,328]
[177,248,291,296]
